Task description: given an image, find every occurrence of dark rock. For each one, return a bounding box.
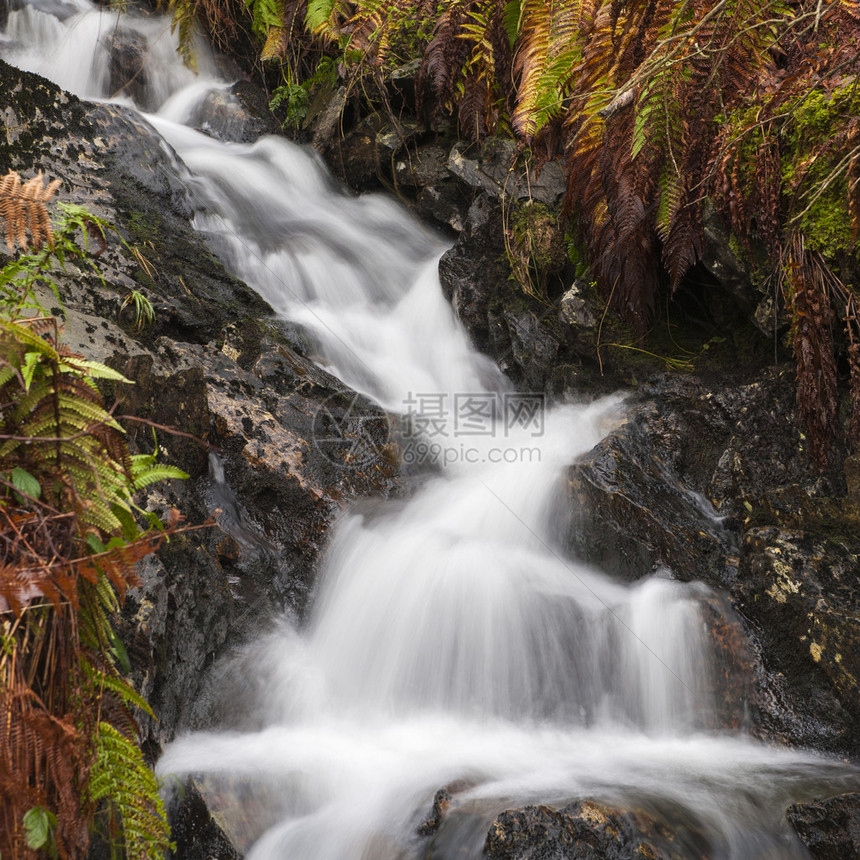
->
[558,365,860,750]
[325,112,388,191]
[107,29,150,107]
[417,788,456,836]
[485,800,711,860]
[439,197,619,394]
[117,328,401,745]
[566,369,819,582]
[122,543,235,747]
[415,182,468,232]
[115,354,211,479]
[167,780,241,860]
[700,203,755,312]
[0,60,271,344]
[566,388,740,587]
[310,85,347,153]
[438,197,509,354]
[376,118,420,155]
[501,298,561,390]
[394,143,450,188]
[188,82,281,143]
[786,792,860,859]
[447,139,566,205]
[560,280,598,330]
[386,58,422,113]
[733,527,860,754]
[699,592,756,731]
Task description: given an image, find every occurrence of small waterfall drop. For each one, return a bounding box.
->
[3,5,857,858]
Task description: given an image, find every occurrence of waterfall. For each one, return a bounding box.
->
[3,5,856,858]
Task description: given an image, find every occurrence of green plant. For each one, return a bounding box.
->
[0,171,185,859]
[504,198,566,300]
[270,80,311,127]
[118,289,156,333]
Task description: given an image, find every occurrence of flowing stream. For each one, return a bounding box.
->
[3,5,858,858]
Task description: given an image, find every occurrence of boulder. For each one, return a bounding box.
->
[734,527,860,754]
[786,792,860,859]
[447,138,566,205]
[188,82,282,143]
[485,800,711,860]
[107,29,150,107]
[438,197,509,354]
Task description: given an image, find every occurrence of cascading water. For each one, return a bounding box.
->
[3,5,858,857]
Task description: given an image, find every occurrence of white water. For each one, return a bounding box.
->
[3,5,857,857]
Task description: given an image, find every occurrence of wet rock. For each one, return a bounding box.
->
[447,139,565,205]
[376,118,420,155]
[733,527,860,754]
[0,60,270,344]
[386,58,422,113]
[310,85,348,153]
[415,182,468,232]
[107,29,150,107]
[699,592,756,731]
[567,393,740,587]
[394,143,450,188]
[121,326,399,742]
[566,368,823,580]
[438,197,509,354]
[438,197,615,393]
[500,297,561,391]
[417,788,456,836]
[326,112,388,191]
[115,354,211,479]
[188,82,281,143]
[485,800,711,860]
[166,780,241,860]
[560,280,598,330]
[699,202,757,316]
[559,366,860,749]
[121,540,235,747]
[786,792,860,859]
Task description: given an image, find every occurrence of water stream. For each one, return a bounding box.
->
[2,5,857,857]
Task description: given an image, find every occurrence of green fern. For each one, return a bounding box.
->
[132,461,189,490]
[89,722,172,859]
[245,0,285,39]
[1,189,182,860]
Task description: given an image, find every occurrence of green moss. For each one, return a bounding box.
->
[794,183,854,257]
[779,83,860,258]
[506,200,566,299]
[125,209,162,245]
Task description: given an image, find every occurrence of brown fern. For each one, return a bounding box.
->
[783,235,839,470]
[0,171,62,255]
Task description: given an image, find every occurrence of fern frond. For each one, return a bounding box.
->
[132,463,190,490]
[511,0,580,142]
[89,722,171,859]
[0,170,61,255]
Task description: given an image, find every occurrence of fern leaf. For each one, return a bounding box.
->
[60,357,131,383]
[89,722,171,859]
[132,463,190,490]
